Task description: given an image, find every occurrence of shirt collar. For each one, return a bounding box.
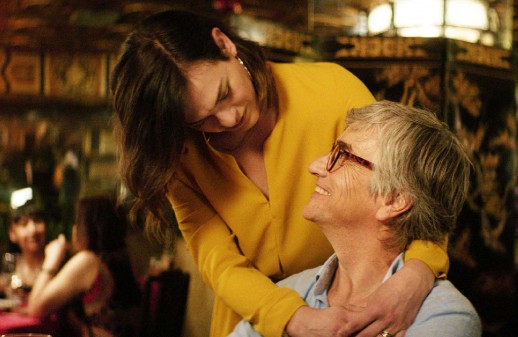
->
[383,253,405,281]
[312,253,405,296]
[313,253,339,296]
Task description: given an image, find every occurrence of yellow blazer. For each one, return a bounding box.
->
[168,62,448,337]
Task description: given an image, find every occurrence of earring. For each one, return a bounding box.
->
[236,56,252,81]
[203,132,211,143]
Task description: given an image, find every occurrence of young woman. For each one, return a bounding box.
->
[8,202,46,293]
[27,196,141,337]
[111,10,448,337]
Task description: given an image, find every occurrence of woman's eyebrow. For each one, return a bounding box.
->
[185,79,224,127]
[336,140,352,151]
[185,118,206,128]
[214,78,228,107]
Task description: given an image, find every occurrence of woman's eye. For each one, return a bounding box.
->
[222,85,231,100]
[186,119,206,130]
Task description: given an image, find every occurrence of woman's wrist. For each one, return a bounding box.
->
[285,306,310,336]
[404,240,449,278]
[40,267,58,276]
[404,259,435,292]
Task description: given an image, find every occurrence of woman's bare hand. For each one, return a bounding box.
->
[286,305,352,337]
[285,260,434,337]
[338,259,434,337]
[42,234,67,272]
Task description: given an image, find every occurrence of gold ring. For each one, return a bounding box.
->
[379,330,394,337]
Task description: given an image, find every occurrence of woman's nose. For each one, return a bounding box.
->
[26,220,37,233]
[308,154,329,177]
[214,106,239,128]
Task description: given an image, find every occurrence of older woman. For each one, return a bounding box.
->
[232,100,481,337]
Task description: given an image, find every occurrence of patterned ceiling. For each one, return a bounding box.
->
[2,1,514,53]
[0,0,240,52]
[0,0,376,52]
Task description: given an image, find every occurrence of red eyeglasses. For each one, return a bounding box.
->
[326,141,374,172]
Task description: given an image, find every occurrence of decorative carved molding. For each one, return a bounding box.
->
[330,37,435,59]
[453,40,512,70]
[0,48,7,94]
[4,50,42,95]
[44,53,107,99]
[317,36,513,70]
[231,15,312,55]
[0,49,110,102]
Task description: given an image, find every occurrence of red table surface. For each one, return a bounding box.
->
[0,311,61,336]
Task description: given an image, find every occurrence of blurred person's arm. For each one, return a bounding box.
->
[27,234,99,317]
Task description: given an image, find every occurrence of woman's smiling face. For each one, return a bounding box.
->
[10,214,46,255]
[182,56,259,152]
[303,128,378,227]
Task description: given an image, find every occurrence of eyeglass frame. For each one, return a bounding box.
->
[326,140,374,172]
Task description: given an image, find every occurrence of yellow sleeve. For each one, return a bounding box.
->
[404,240,449,279]
[169,177,305,337]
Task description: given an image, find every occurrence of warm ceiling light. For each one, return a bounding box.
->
[368,3,392,35]
[394,0,444,28]
[446,0,488,29]
[11,187,33,209]
[367,0,510,48]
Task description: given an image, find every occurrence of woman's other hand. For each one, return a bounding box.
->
[341,259,433,337]
[285,259,433,337]
[42,234,67,273]
[285,306,352,337]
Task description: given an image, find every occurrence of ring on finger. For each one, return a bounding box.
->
[379,330,394,337]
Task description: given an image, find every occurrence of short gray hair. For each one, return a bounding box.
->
[345,100,471,250]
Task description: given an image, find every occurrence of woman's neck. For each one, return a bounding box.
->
[22,251,45,270]
[230,107,278,198]
[326,227,399,307]
[235,106,278,154]
[17,253,44,286]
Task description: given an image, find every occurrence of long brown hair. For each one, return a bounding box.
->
[110,10,277,236]
[75,195,141,307]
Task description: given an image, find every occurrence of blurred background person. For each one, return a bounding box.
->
[2,196,47,306]
[24,123,60,224]
[27,195,141,337]
[8,199,47,290]
[54,147,81,238]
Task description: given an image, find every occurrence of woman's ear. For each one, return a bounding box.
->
[211,27,237,57]
[376,191,413,221]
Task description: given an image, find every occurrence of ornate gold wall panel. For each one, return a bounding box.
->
[0,49,111,103]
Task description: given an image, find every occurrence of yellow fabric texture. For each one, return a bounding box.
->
[404,240,449,279]
[168,62,448,337]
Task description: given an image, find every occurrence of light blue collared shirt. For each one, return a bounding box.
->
[230,253,482,337]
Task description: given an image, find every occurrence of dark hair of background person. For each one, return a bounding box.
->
[75,196,141,307]
[110,10,278,238]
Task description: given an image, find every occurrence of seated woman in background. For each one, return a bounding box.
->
[7,200,47,295]
[27,195,141,337]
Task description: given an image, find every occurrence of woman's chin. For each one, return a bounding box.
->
[212,141,242,153]
[210,131,248,152]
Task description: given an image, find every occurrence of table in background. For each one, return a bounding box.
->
[0,311,61,336]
